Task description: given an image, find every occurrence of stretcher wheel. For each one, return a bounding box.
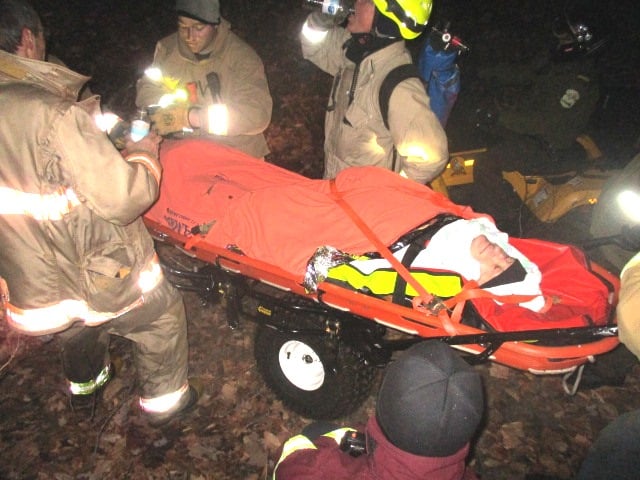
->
[254,325,377,419]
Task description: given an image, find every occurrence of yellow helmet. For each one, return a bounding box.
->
[372,0,433,40]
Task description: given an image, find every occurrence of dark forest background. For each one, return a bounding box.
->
[1,0,639,478]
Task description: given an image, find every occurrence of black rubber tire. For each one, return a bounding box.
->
[254,324,377,419]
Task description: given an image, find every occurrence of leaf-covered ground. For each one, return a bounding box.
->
[2,0,640,479]
[2,294,640,480]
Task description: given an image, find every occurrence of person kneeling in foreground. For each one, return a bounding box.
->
[272,340,484,479]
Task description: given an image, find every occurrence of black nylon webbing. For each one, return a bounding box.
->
[391,214,461,305]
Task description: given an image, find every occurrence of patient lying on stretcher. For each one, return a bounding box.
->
[315,215,545,312]
[144,139,613,332]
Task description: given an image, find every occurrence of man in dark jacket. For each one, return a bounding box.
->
[272,340,484,479]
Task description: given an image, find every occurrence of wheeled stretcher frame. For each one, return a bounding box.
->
[146,216,619,418]
[141,139,620,419]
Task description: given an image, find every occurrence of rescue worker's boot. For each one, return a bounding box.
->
[145,378,202,428]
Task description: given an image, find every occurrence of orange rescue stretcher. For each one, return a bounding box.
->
[143,139,619,419]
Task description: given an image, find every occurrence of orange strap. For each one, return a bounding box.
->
[443,284,544,309]
[329,180,458,334]
[441,282,554,319]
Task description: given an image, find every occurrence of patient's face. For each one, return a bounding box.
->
[470,235,515,285]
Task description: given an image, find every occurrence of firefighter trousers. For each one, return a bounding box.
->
[57,278,188,400]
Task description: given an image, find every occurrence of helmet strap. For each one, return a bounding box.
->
[381,0,424,36]
[373,9,400,39]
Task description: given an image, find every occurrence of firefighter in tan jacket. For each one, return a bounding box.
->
[136,0,272,159]
[618,252,640,359]
[573,252,640,479]
[0,0,195,425]
[300,0,448,183]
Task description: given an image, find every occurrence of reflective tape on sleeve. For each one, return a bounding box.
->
[273,434,317,476]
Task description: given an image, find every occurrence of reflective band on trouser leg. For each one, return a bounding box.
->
[139,382,189,414]
[68,363,113,395]
[4,255,164,335]
[122,281,188,414]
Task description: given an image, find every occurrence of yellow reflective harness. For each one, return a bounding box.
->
[327,262,463,299]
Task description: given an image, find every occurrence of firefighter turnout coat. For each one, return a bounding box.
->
[300,15,448,184]
[135,19,272,159]
[619,251,640,360]
[0,49,163,336]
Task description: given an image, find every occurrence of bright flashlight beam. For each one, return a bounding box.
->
[617,190,640,223]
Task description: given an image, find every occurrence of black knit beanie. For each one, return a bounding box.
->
[376,340,484,457]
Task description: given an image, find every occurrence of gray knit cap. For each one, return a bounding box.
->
[176,0,220,24]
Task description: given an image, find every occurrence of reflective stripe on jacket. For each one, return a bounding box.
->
[0,50,161,335]
[274,427,355,476]
[2,255,163,335]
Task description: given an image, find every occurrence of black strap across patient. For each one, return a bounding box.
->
[391,214,461,305]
